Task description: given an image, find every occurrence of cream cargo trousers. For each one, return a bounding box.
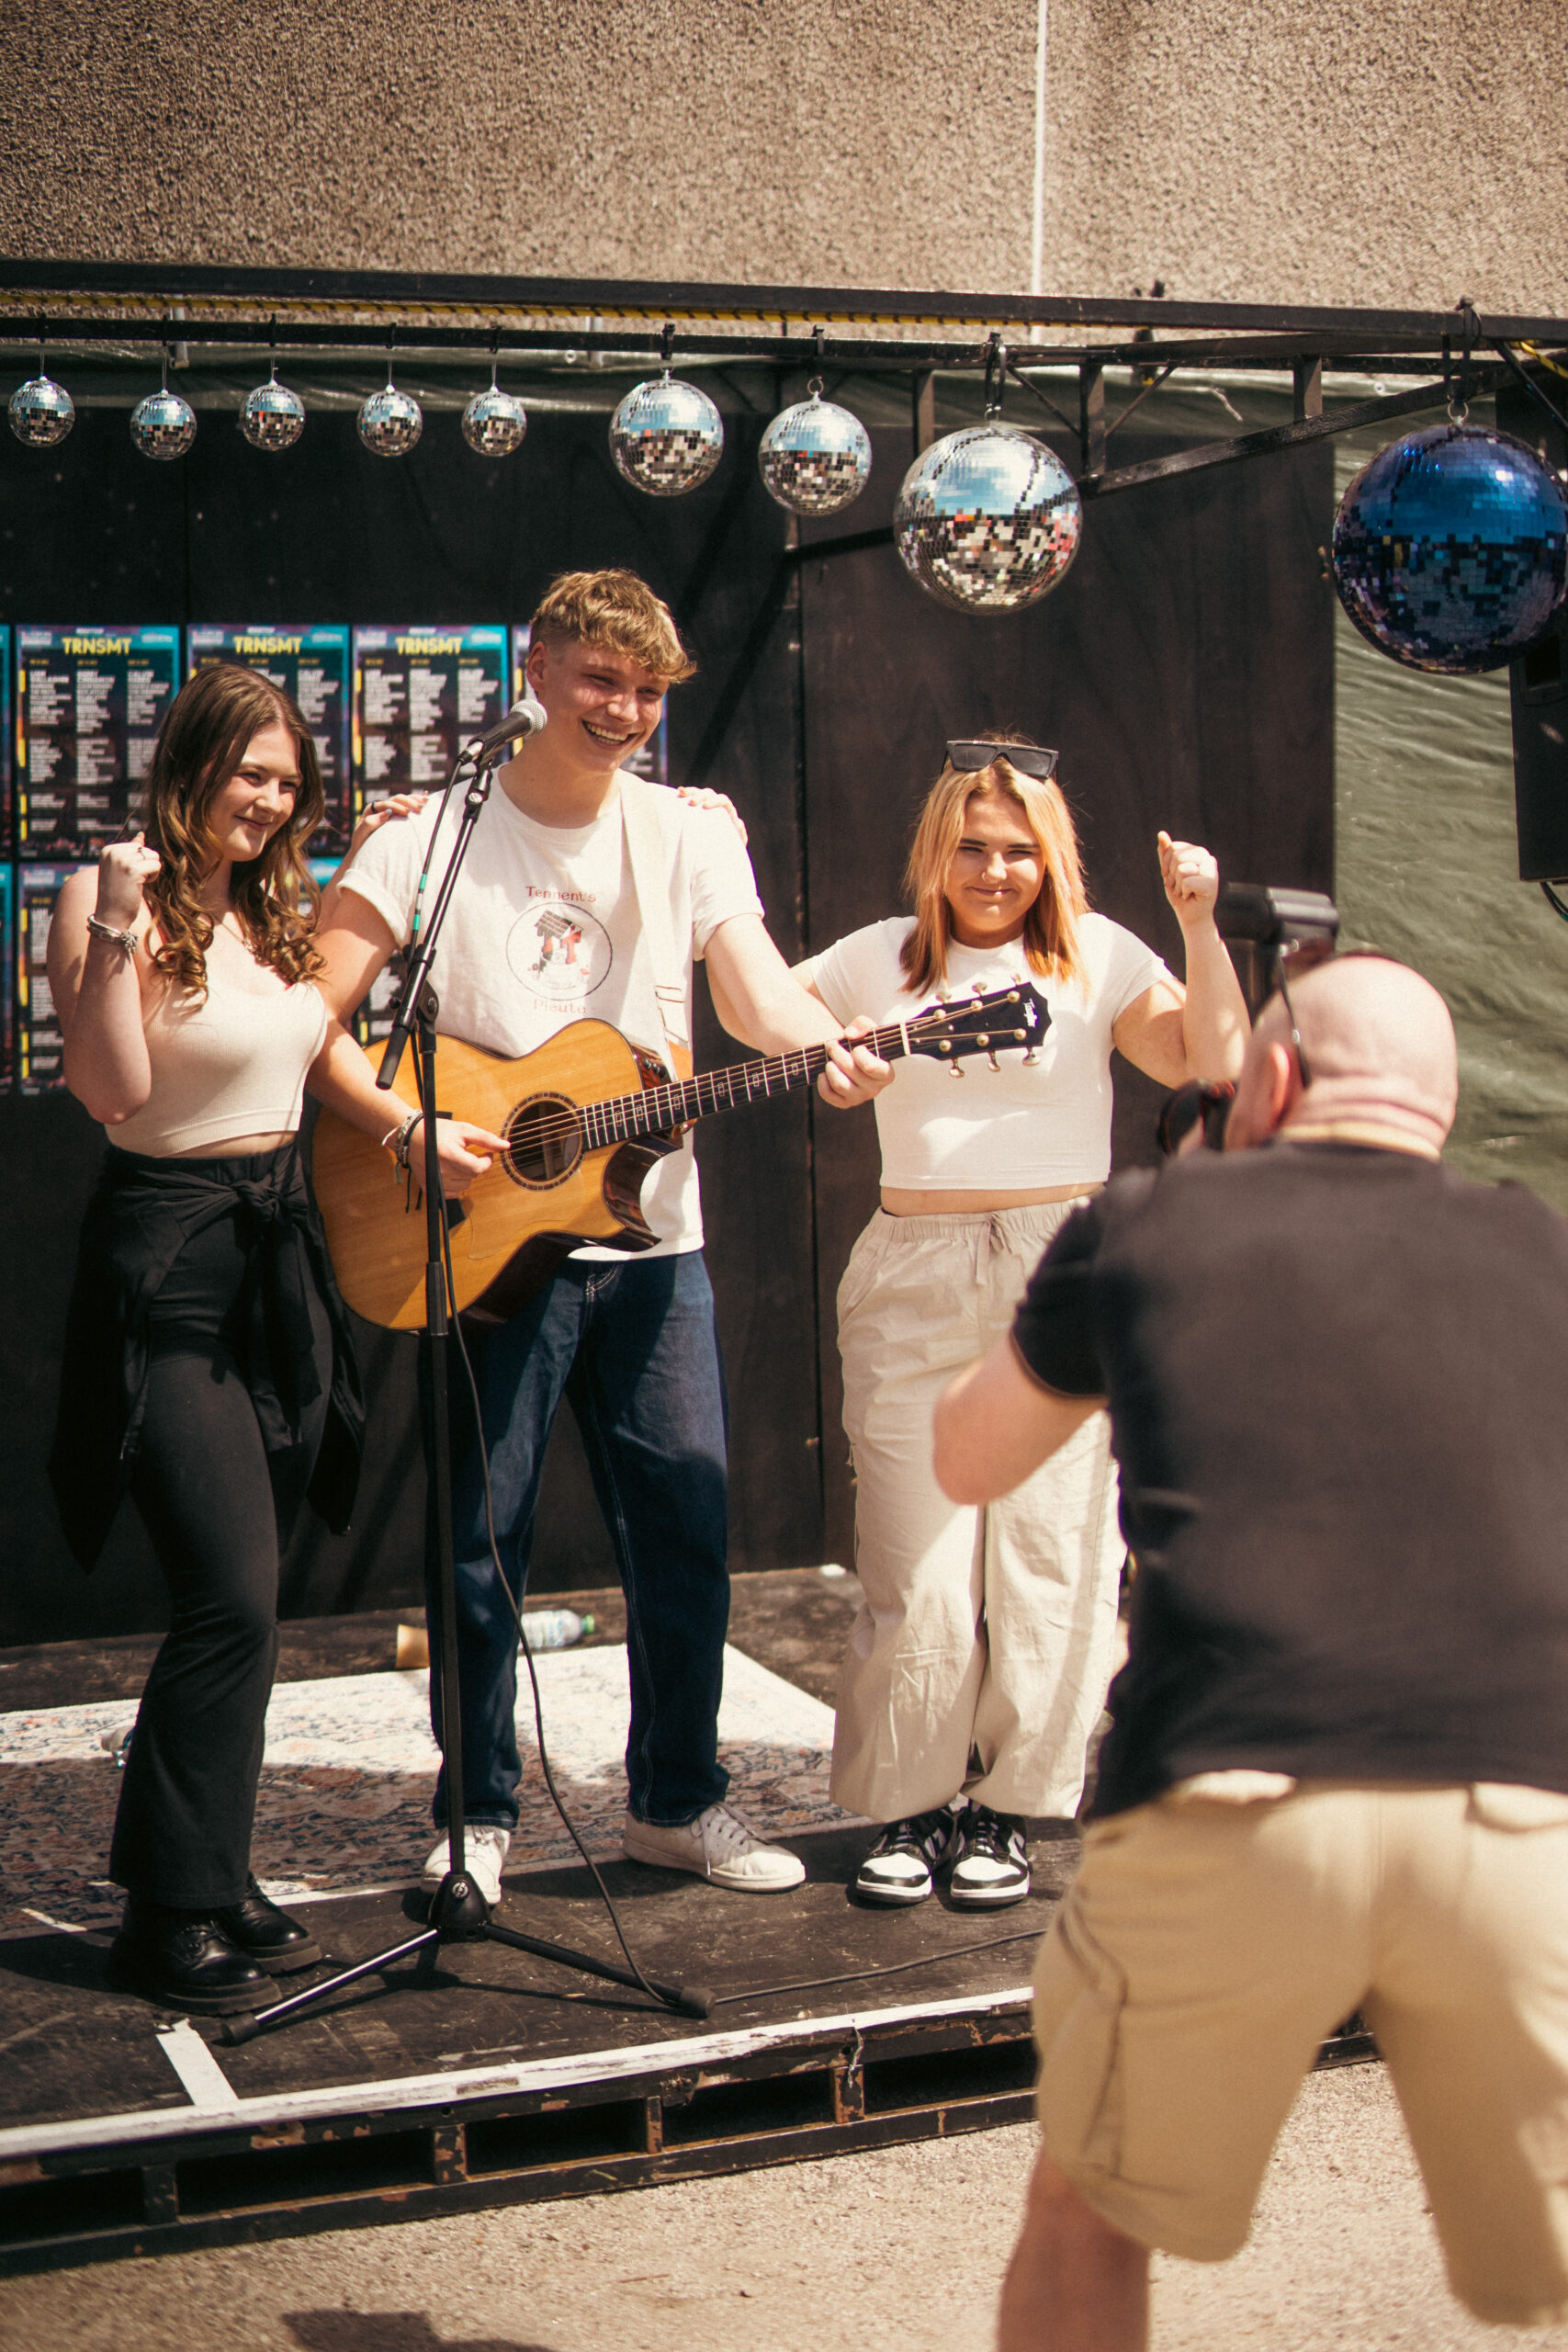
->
[830,1203,1124,1824]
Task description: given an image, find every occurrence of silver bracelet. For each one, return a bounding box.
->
[85,913,139,958]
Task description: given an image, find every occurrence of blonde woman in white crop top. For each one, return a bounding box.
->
[794,738,1249,1911]
[43,662,491,2020]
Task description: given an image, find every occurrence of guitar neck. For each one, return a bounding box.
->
[584,1019,913,1149]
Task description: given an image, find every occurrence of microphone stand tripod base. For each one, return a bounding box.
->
[430,1871,491,1939]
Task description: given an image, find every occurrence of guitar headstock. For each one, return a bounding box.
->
[902,981,1052,1062]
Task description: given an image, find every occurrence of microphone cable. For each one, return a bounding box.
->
[439,1194,1055,2019]
[442,1216,678,2014]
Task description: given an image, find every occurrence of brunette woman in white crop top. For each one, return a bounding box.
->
[795,738,1248,1910]
[43,662,455,2018]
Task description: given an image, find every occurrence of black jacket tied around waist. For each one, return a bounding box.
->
[50,1140,364,1569]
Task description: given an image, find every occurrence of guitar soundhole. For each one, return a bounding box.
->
[502,1093,584,1189]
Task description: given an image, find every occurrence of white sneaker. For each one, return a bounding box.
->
[422,1824,510,1909]
[622,1802,806,1893]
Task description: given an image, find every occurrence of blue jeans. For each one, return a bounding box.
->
[427,1250,730,1832]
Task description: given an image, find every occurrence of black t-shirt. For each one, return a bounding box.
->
[1013,1142,1568,1818]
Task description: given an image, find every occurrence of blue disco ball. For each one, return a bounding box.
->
[130,387,197,461]
[609,374,723,495]
[759,390,871,516]
[358,384,423,458]
[894,424,1082,612]
[9,372,74,447]
[1332,422,1568,673]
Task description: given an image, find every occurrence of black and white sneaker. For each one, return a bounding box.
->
[853,1805,960,1906]
[949,1804,1031,1907]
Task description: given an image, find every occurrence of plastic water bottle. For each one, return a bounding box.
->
[518,1608,593,1652]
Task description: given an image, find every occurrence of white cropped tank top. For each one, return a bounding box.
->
[109,919,329,1156]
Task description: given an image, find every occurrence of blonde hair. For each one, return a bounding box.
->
[141,663,324,998]
[900,738,1089,995]
[531,568,696,683]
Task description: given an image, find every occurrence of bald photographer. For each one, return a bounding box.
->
[934,953,1568,2347]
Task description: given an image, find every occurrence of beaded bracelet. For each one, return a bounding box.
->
[379,1110,422,1174]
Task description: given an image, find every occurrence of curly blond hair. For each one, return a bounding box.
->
[140,663,325,997]
[531,569,696,683]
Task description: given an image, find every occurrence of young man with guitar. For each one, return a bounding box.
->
[307,570,892,1901]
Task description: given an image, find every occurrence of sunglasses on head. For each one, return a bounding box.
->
[948,740,1060,781]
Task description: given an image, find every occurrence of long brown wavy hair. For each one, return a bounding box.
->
[140,663,325,996]
[899,735,1090,994]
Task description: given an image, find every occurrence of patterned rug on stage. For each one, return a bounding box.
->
[0,1645,854,1938]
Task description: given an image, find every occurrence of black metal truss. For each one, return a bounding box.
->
[3,255,1567,350]
[0,257,1560,500]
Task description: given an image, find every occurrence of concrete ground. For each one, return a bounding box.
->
[6,2061,1566,2352]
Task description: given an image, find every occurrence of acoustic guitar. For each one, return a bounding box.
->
[311,980,1051,1330]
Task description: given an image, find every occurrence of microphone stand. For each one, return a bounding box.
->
[224,741,707,2046]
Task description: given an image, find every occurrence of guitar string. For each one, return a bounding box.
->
[480,999,1043,1159]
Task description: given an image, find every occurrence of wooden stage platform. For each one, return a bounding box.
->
[0,1824,1073,2275]
[0,1578,1374,2275]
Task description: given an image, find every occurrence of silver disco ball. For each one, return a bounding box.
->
[759,388,871,516]
[130,387,197,461]
[240,373,305,452]
[609,373,723,495]
[358,383,423,458]
[894,424,1083,613]
[462,383,528,458]
[9,372,74,447]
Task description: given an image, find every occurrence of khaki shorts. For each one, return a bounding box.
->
[1032,1780,1568,2324]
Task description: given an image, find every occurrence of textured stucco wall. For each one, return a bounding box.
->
[0,1,1563,310]
[1040,1,1567,313]
[1,1,1037,291]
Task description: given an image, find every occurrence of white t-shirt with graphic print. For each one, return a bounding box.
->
[339,777,764,1256]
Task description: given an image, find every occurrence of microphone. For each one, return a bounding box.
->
[470,689,547,766]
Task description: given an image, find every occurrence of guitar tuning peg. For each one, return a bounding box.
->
[1022,1046,1041,1064]
[971,980,987,996]
[987,1051,1002,1072]
[950,1060,966,1078]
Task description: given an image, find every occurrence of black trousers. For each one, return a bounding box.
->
[108,1205,329,1909]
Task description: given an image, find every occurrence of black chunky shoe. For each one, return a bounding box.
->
[949,1804,1031,1907]
[212,1875,321,1973]
[110,1902,271,2015]
[852,1805,960,1906]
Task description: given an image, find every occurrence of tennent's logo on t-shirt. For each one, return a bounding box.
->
[507,899,615,1004]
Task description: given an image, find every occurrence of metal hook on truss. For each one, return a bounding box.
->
[660,319,675,371]
[984,332,1007,419]
[1445,297,1481,424]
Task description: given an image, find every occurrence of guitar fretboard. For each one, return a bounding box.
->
[579,1017,918,1150]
